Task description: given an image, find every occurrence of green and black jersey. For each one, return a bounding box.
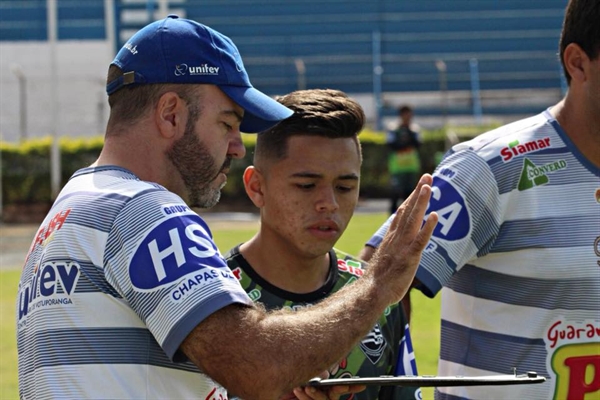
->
[225,246,421,400]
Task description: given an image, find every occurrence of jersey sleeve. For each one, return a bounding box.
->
[366,147,503,299]
[103,190,253,360]
[417,148,503,297]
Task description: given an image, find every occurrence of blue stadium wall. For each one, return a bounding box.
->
[1,0,568,120]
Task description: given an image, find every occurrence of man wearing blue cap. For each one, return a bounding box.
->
[16,16,438,400]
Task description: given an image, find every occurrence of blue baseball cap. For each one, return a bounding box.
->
[106,15,292,133]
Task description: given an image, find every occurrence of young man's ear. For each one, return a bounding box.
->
[563,43,588,84]
[155,92,187,139]
[243,166,265,208]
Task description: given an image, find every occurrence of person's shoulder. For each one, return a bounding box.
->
[449,112,553,161]
[67,166,188,223]
[223,245,240,261]
[77,166,177,203]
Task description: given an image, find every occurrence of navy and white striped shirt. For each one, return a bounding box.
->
[17,166,253,399]
[367,110,600,400]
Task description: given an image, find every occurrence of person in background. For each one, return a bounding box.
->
[16,15,438,400]
[359,0,600,399]
[225,89,421,400]
[386,105,422,215]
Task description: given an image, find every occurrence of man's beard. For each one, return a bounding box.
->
[167,125,231,209]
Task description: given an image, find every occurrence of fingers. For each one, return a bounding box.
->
[415,208,438,252]
[384,174,435,251]
[366,173,438,303]
[388,174,433,234]
[329,384,366,395]
[292,386,328,400]
[292,384,367,400]
[406,183,437,250]
[290,371,331,399]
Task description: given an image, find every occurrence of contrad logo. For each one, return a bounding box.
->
[518,158,567,191]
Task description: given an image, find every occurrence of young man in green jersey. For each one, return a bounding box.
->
[225,89,421,400]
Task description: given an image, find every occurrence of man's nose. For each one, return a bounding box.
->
[228,131,246,159]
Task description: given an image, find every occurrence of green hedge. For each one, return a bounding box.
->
[1,126,494,207]
[1,137,104,204]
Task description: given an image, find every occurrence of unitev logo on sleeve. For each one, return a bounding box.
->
[129,214,226,290]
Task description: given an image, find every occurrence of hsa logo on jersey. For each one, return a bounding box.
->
[426,175,470,241]
[130,214,226,290]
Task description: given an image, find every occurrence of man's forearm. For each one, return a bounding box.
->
[182,274,390,400]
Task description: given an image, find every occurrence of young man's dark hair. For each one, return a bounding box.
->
[559,0,600,83]
[254,89,365,163]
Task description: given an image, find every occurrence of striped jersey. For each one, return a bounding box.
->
[366,110,600,400]
[16,166,253,400]
[225,246,422,400]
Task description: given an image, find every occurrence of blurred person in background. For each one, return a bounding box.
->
[225,89,421,400]
[360,0,600,399]
[16,15,438,400]
[386,105,422,215]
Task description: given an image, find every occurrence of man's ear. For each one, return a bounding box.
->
[563,43,588,84]
[155,92,187,139]
[243,166,265,208]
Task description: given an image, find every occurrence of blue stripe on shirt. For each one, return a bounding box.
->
[493,216,596,252]
[446,264,599,311]
[440,320,548,376]
[17,327,200,376]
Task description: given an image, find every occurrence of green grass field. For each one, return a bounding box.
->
[1,212,440,399]
[1,269,20,400]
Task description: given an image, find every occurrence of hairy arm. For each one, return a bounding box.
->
[183,279,383,399]
[181,175,438,400]
[359,244,420,322]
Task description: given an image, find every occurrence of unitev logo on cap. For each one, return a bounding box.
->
[107,14,293,133]
[174,64,220,77]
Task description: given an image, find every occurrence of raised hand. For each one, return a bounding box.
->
[367,174,438,303]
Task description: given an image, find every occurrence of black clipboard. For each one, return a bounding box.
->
[308,372,546,387]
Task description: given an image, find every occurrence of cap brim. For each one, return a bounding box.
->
[219,86,293,133]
